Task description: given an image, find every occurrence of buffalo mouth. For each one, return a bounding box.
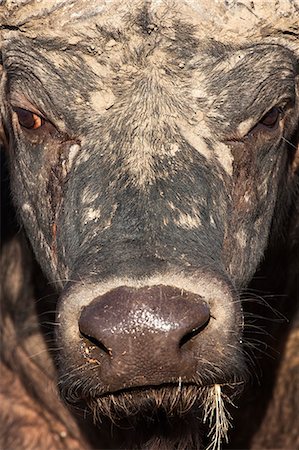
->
[61,381,244,449]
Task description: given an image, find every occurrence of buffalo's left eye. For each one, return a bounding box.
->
[259,107,281,129]
[13,107,45,130]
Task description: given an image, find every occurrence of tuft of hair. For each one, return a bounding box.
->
[203,384,234,450]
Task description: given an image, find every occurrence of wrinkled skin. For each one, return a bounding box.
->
[0,1,299,449]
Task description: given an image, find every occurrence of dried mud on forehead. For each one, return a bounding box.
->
[0,0,298,49]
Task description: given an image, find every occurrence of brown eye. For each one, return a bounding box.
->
[14,107,45,130]
[259,107,281,128]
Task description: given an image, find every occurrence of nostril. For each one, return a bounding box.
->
[78,302,114,357]
[179,319,210,348]
[79,331,112,357]
[179,301,210,348]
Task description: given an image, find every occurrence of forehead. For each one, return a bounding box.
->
[2,1,298,151]
[1,0,298,46]
[2,3,297,169]
[2,0,298,93]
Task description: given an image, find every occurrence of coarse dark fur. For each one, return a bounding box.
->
[1,1,299,449]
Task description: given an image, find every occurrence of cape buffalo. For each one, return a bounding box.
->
[1,1,298,449]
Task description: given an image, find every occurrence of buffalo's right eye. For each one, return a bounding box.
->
[259,107,282,129]
[13,107,45,130]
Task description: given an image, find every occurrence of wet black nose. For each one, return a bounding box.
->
[78,285,210,390]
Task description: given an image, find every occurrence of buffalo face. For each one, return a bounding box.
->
[1,2,298,448]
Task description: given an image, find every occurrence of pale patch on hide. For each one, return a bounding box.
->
[82,207,101,225]
[236,230,246,249]
[213,142,233,176]
[167,201,176,211]
[22,202,34,213]
[174,211,202,229]
[68,144,80,167]
[237,117,255,136]
[81,203,118,248]
[210,215,216,226]
[181,126,212,160]
[81,187,99,205]
[168,143,180,156]
[91,89,115,113]
[243,192,250,203]
[61,144,80,177]
[75,148,90,167]
[167,202,202,229]
[191,87,207,101]
[162,216,169,226]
